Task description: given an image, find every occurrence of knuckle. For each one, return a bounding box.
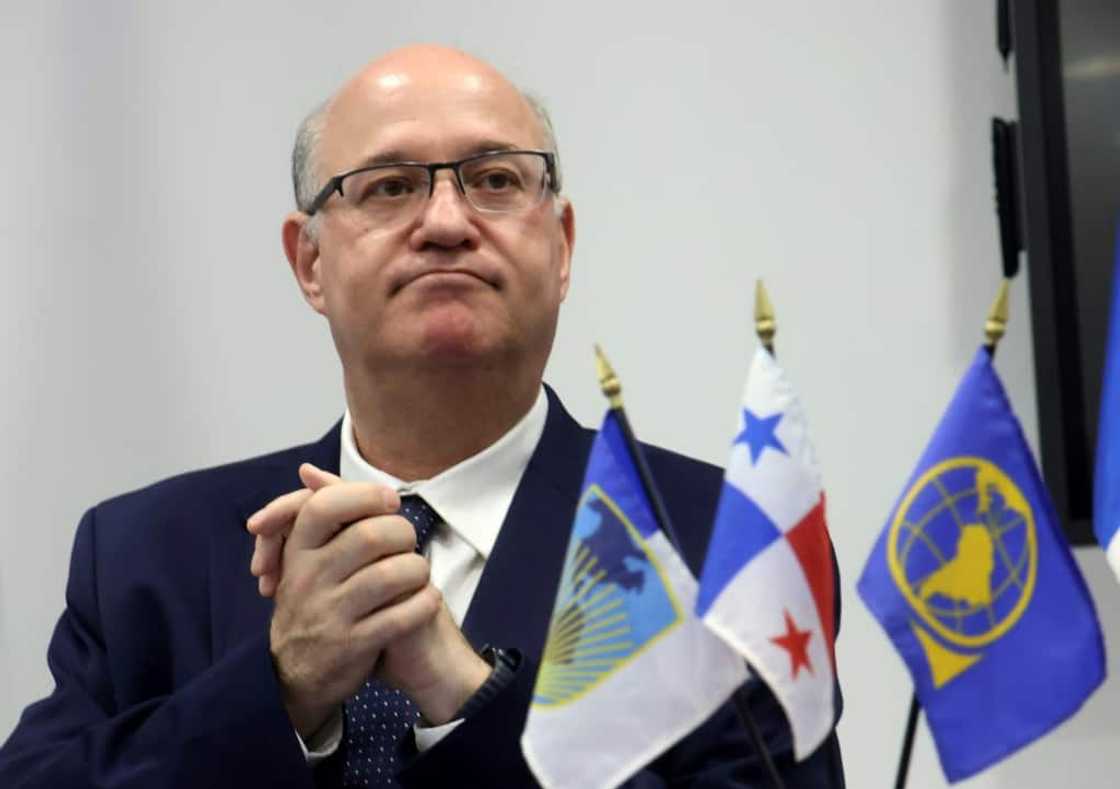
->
[363,519,392,550]
[266,489,302,518]
[297,495,324,526]
[359,516,413,555]
[324,583,351,617]
[278,559,317,600]
[352,527,385,566]
[389,554,426,591]
[268,536,285,562]
[420,584,443,618]
[352,520,377,553]
[385,516,417,550]
[285,489,312,517]
[378,607,408,642]
[380,485,401,513]
[363,559,408,601]
[275,570,299,599]
[268,493,291,517]
[302,490,329,523]
[408,553,431,582]
[364,559,391,591]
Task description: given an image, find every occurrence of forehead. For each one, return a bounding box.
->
[321,61,543,172]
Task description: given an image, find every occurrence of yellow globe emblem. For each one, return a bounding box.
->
[887,457,1037,650]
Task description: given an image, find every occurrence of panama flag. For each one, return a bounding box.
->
[1094,224,1120,582]
[522,410,748,789]
[696,346,837,759]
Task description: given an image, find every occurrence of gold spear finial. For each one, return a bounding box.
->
[984,279,1011,350]
[594,344,624,409]
[755,279,776,352]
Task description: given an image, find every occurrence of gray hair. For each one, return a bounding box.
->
[520,90,563,192]
[290,88,563,221]
[291,97,333,215]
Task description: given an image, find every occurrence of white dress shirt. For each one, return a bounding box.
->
[300,387,549,761]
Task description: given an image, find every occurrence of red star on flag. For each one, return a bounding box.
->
[770,610,814,679]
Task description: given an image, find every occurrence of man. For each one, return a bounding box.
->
[0,46,844,787]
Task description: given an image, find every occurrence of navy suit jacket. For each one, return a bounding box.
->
[0,389,844,787]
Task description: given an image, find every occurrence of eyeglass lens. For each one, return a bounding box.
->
[338,152,548,226]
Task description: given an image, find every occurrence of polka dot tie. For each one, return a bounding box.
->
[340,495,441,788]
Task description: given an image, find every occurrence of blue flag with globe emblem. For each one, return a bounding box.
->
[858,348,1106,783]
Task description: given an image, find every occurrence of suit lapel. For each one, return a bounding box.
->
[461,388,592,659]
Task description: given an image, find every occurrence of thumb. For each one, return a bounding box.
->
[299,462,342,491]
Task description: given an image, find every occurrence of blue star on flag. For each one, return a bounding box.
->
[736,409,787,464]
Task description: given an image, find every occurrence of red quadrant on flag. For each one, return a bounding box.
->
[784,495,836,671]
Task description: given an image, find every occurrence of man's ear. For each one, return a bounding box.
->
[282,213,326,314]
[556,198,575,301]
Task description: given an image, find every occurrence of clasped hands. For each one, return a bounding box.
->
[246,463,490,739]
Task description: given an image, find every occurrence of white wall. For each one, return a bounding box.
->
[2,2,1116,787]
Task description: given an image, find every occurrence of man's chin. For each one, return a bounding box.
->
[358,306,519,370]
[411,323,509,367]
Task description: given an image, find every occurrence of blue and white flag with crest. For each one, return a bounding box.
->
[521,411,748,789]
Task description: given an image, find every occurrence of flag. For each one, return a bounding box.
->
[695,346,837,760]
[1094,226,1120,581]
[521,410,748,789]
[858,348,1106,782]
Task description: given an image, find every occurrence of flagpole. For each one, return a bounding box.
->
[893,697,920,789]
[892,278,1011,789]
[594,345,786,789]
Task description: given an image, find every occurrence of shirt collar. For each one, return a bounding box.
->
[338,387,549,559]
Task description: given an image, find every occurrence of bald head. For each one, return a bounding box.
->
[291,46,560,214]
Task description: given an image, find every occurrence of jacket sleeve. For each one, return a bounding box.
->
[0,507,316,789]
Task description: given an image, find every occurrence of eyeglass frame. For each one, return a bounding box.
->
[304,149,560,218]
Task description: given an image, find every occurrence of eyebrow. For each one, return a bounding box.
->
[349,141,523,170]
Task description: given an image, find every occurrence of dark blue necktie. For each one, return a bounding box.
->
[340,495,441,788]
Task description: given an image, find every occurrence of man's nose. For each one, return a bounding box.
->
[410,174,481,250]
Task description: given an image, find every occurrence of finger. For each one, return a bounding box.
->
[339,552,430,621]
[248,465,341,572]
[246,463,339,536]
[259,571,279,598]
[246,488,314,536]
[251,531,287,578]
[351,583,442,649]
[322,514,418,583]
[251,533,265,576]
[287,482,402,552]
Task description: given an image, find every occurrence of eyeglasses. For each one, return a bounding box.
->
[305,150,559,225]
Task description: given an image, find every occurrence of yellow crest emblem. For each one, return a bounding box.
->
[887,457,1037,686]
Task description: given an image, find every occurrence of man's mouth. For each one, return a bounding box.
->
[414,270,486,284]
[393,265,499,294]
